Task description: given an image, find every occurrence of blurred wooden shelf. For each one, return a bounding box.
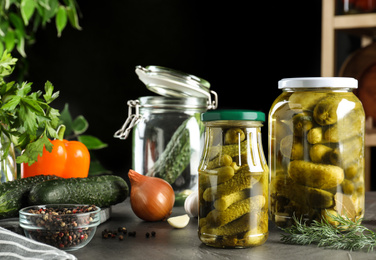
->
[321,0,376,76]
[322,0,376,191]
[334,13,376,30]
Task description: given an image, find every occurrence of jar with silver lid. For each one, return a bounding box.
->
[114,66,218,193]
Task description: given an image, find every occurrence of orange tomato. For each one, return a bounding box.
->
[21,139,90,178]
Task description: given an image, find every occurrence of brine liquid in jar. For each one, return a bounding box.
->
[198,110,269,248]
[269,77,365,228]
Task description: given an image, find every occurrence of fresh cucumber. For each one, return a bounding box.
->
[0,175,61,219]
[28,175,128,207]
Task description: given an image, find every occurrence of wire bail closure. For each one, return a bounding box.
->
[207,90,218,110]
[113,100,142,140]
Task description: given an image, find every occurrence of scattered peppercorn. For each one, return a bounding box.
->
[101,227,156,241]
[128,231,136,237]
[120,227,127,234]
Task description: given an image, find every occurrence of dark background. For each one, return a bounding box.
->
[16,1,359,182]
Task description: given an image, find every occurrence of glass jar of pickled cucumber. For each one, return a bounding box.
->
[198,110,269,248]
[269,77,365,228]
[114,66,218,193]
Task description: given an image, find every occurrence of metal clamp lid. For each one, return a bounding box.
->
[135,65,218,110]
[113,100,142,140]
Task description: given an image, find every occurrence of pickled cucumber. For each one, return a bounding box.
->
[324,114,363,143]
[213,189,249,211]
[203,167,261,202]
[280,135,304,160]
[292,112,314,136]
[330,136,363,168]
[309,144,333,163]
[271,175,334,209]
[224,128,245,144]
[288,92,327,111]
[209,140,248,159]
[206,154,233,170]
[201,213,252,236]
[288,160,344,189]
[307,127,325,144]
[206,195,265,227]
[313,96,342,125]
[200,166,235,185]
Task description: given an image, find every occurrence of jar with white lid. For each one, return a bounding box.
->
[269,77,365,227]
[114,66,218,193]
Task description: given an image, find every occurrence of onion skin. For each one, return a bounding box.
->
[128,169,175,221]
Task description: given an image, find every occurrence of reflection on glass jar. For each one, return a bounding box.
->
[269,77,365,228]
[198,110,268,248]
[0,133,17,183]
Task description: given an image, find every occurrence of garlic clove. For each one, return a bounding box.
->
[184,190,198,218]
[167,214,190,228]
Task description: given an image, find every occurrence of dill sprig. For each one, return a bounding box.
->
[279,212,376,252]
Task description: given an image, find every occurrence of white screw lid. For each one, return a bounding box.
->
[278,77,358,89]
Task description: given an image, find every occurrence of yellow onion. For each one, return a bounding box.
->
[128,169,175,221]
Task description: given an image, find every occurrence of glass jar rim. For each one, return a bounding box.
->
[278,77,358,89]
[139,96,208,110]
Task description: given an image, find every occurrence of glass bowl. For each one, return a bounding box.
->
[19,204,100,251]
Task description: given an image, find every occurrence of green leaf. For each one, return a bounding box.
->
[9,13,25,33]
[1,95,20,111]
[77,135,108,150]
[43,81,59,103]
[15,29,26,57]
[16,82,32,97]
[4,30,15,52]
[56,6,67,37]
[15,135,52,165]
[59,103,73,137]
[46,107,60,129]
[21,98,44,115]
[65,0,81,30]
[18,101,37,133]
[21,0,36,26]
[72,115,88,135]
[0,42,4,58]
[88,160,112,176]
[0,51,17,79]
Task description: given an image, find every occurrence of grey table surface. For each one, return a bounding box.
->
[70,192,376,260]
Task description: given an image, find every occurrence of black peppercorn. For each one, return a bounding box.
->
[26,205,97,249]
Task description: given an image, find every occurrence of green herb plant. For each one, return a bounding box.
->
[280,212,376,252]
[0,50,60,165]
[59,103,111,176]
[0,0,81,57]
